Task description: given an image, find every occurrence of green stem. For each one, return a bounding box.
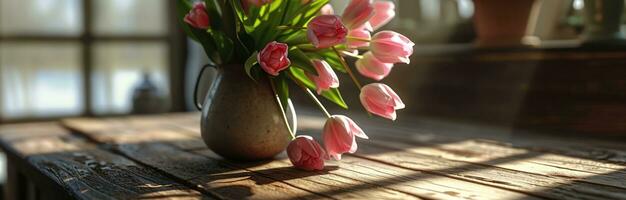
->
[305,88,332,118]
[268,77,295,139]
[280,0,291,25]
[332,46,362,89]
[341,50,363,59]
[277,25,307,30]
[347,36,371,43]
[287,73,332,118]
[331,47,373,117]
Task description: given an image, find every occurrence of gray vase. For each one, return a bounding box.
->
[582,0,625,44]
[197,64,295,161]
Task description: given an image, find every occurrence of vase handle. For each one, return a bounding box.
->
[193,64,218,111]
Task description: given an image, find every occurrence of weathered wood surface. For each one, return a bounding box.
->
[1,112,626,199]
[63,117,331,200]
[0,123,207,200]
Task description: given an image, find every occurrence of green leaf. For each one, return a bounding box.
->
[320,88,348,109]
[189,27,220,63]
[288,67,315,89]
[292,0,330,27]
[306,51,346,73]
[208,30,234,63]
[288,67,348,109]
[245,51,259,81]
[231,0,246,24]
[289,48,317,75]
[204,0,223,30]
[280,30,310,46]
[275,75,290,111]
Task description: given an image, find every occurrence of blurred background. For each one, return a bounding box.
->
[0,0,625,132]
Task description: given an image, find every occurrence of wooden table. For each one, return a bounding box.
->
[1,112,625,200]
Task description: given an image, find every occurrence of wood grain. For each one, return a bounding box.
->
[194,149,542,200]
[355,140,626,200]
[0,123,208,200]
[63,117,330,200]
[335,117,626,190]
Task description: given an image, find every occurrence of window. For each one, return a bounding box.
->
[0,0,180,121]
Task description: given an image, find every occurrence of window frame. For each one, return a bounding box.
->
[0,0,186,123]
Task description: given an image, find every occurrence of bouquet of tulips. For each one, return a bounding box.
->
[179,0,413,170]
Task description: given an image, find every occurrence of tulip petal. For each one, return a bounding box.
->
[370,1,396,30]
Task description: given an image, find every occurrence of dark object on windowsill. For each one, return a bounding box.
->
[131,72,170,114]
[581,0,626,46]
[472,0,537,48]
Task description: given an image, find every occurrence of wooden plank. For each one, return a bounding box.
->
[63,118,206,151]
[354,140,626,200]
[296,115,626,199]
[105,115,544,199]
[63,113,626,199]
[72,116,535,199]
[331,113,626,189]
[314,113,626,164]
[0,123,208,200]
[194,149,542,200]
[366,135,626,189]
[193,150,426,200]
[62,118,331,200]
[116,142,329,200]
[76,116,547,199]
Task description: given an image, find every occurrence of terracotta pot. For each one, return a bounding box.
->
[472,0,536,47]
[196,64,295,161]
[582,0,625,44]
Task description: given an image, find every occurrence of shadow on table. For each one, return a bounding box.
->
[3,118,626,199]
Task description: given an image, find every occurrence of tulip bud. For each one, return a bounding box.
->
[370,31,414,64]
[360,83,405,120]
[323,115,368,160]
[342,0,375,29]
[356,52,393,81]
[287,136,328,171]
[306,60,339,94]
[184,2,210,29]
[258,41,290,76]
[307,15,348,48]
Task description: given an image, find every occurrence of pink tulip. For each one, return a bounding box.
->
[360,83,405,120]
[370,1,396,30]
[342,0,375,29]
[356,52,393,81]
[243,0,272,7]
[346,28,371,49]
[323,115,368,160]
[370,31,414,64]
[307,15,348,48]
[241,0,272,12]
[306,59,339,94]
[184,2,210,29]
[320,4,334,15]
[287,136,328,171]
[258,41,290,76]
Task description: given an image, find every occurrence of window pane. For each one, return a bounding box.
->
[92,42,169,115]
[0,42,84,119]
[93,0,167,36]
[0,0,83,36]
